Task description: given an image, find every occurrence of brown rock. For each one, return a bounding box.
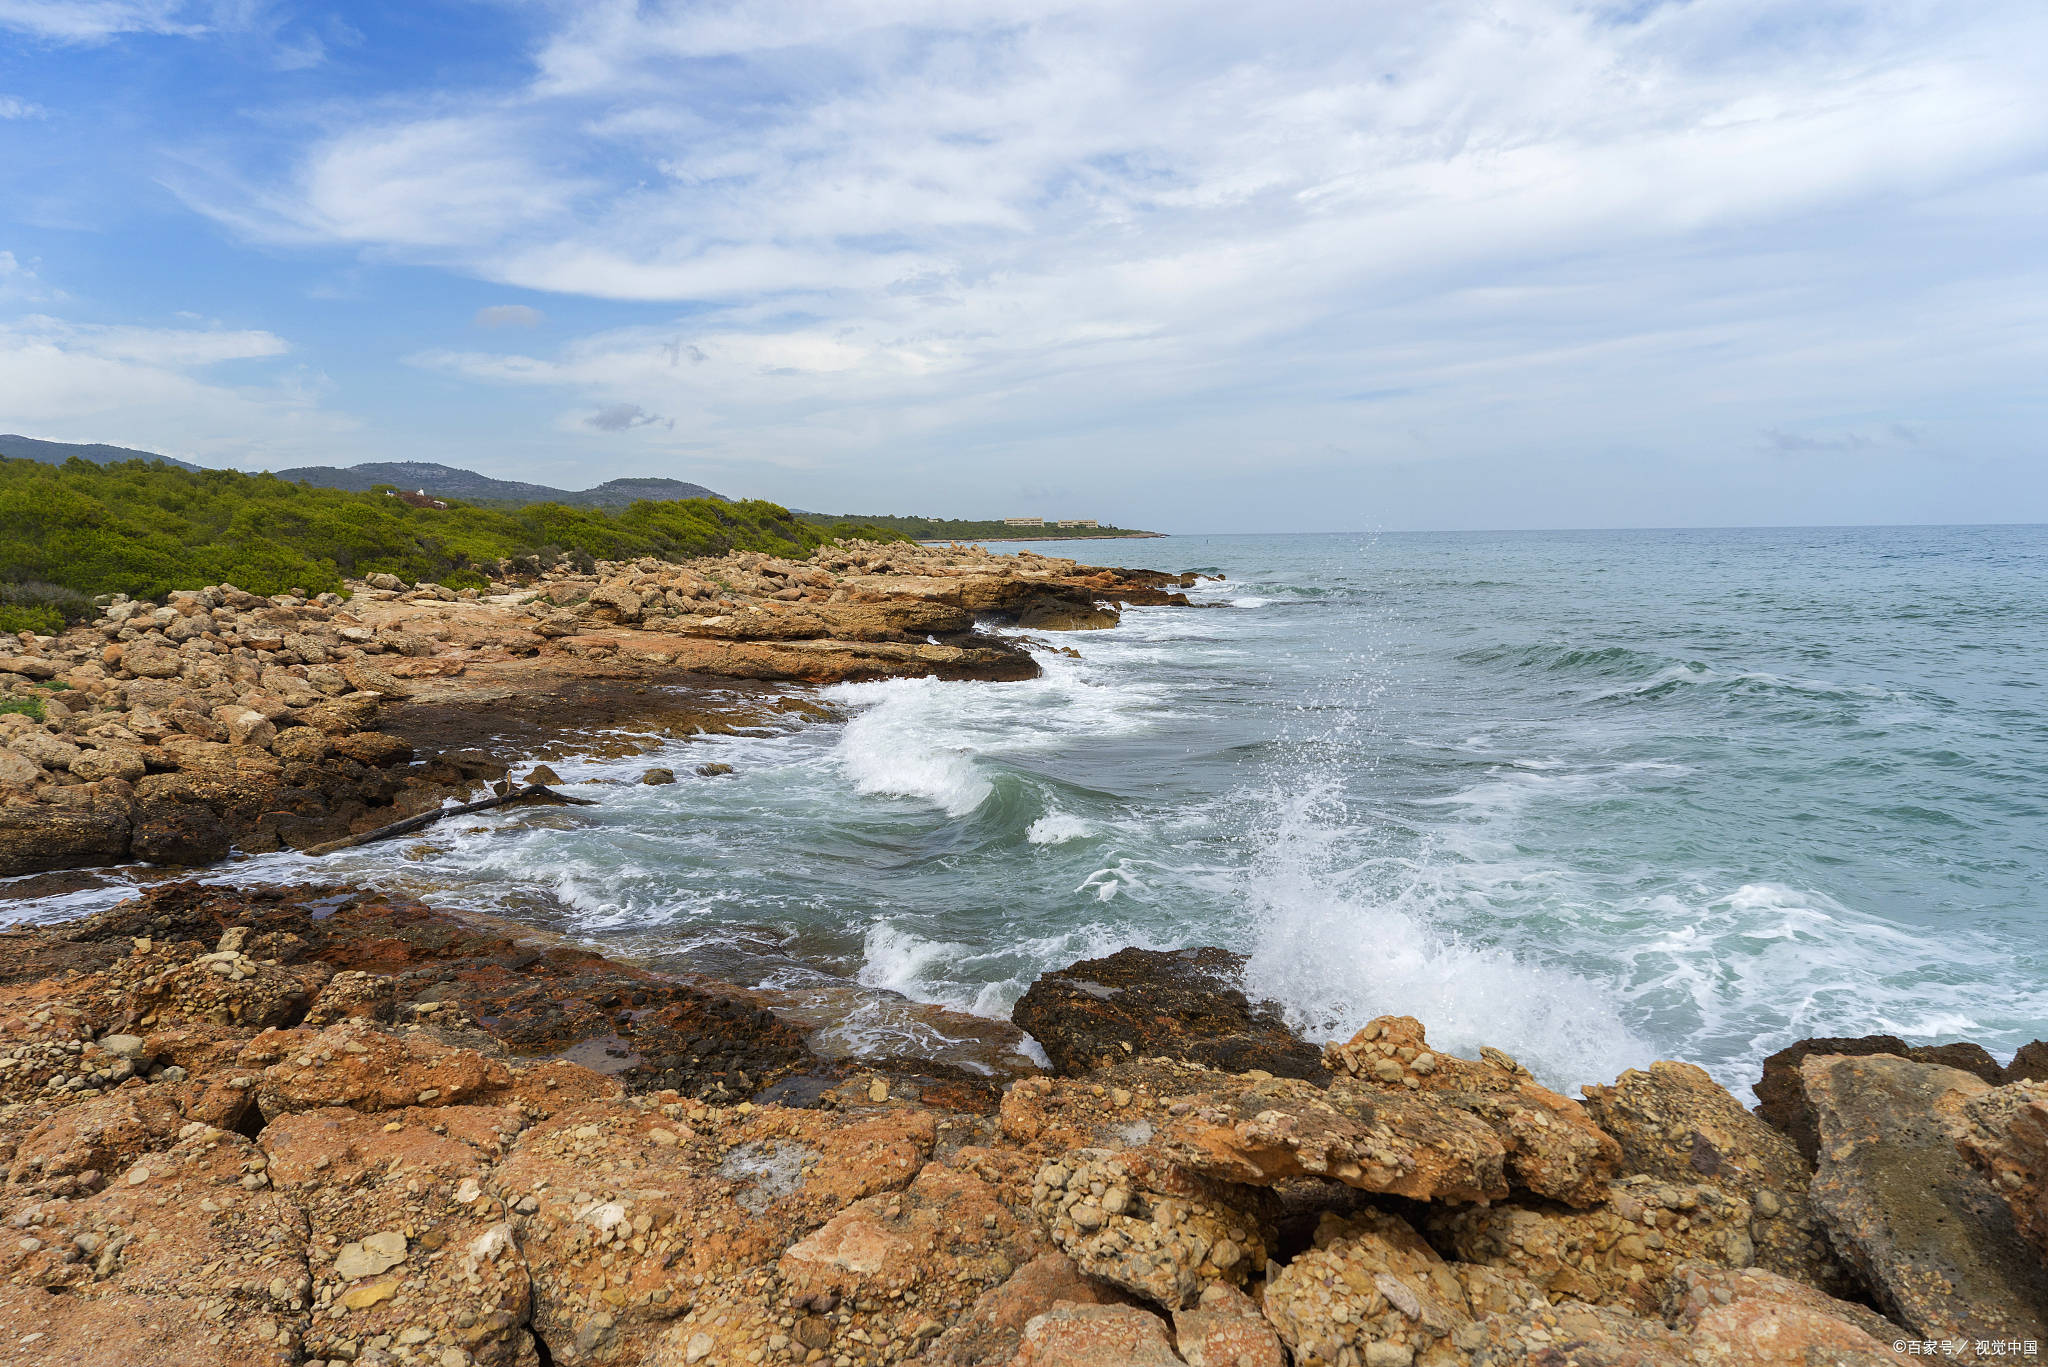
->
[1430,1175,1757,1315]
[2003,1041,2048,1085]
[1662,1265,1906,1365]
[1329,1016,1620,1207]
[1172,1283,1284,1367]
[1011,946,1327,1082]
[1956,1080,2048,1265]
[920,1251,1131,1366]
[1581,1059,1854,1295]
[1754,1034,2003,1162]
[1262,1207,1494,1367]
[247,1020,514,1119]
[1009,1302,1184,1366]
[1801,1052,2048,1342]
[1470,1301,1694,1366]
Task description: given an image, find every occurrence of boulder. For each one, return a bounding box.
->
[1329,1015,1620,1206]
[124,950,319,1031]
[1171,1284,1284,1367]
[921,1252,1132,1366]
[1011,947,1328,1081]
[1469,1301,1694,1366]
[1580,1059,1853,1295]
[1801,1052,2048,1342]
[1754,1034,2003,1162]
[1151,1070,1511,1203]
[1662,1265,1905,1365]
[2003,1041,2048,1084]
[1956,1079,2048,1263]
[1031,1146,1271,1308]
[1010,1302,1184,1367]
[1429,1176,1757,1316]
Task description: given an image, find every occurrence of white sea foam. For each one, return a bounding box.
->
[1026,812,1092,845]
[829,677,994,815]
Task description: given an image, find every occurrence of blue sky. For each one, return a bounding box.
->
[1,0,2043,531]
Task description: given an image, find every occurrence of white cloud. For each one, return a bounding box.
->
[0,0,204,42]
[474,304,543,328]
[165,0,2048,521]
[0,96,44,118]
[0,315,354,466]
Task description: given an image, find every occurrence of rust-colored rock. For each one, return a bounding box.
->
[1662,1264,1907,1365]
[1009,1302,1184,1367]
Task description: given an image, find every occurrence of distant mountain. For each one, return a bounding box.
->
[0,434,201,471]
[271,461,725,507]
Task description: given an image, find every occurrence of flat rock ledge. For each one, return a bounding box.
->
[0,902,2041,1367]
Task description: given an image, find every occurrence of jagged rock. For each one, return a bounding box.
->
[301,968,397,1025]
[1430,1176,1756,1315]
[245,1020,515,1119]
[920,1251,1132,1366]
[1263,1207,1527,1366]
[1754,1034,2003,1162]
[1328,1016,1620,1207]
[1011,947,1328,1081]
[1010,1302,1184,1366]
[1469,1301,1694,1366]
[2003,1041,2048,1084]
[1581,1059,1854,1295]
[1801,1053,2048,1342]
[1957,1079,2048,1262]
[124,951,321,1031]
[1031,1146,1271,1308]
[1662,1265,1905,1365]
[1151,1070,1512,1203]
[1172,1283,1285,1367]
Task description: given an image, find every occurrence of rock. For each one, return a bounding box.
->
[0,744,43,787]
[1662,1265,1905,1365]
[1011,947,1328,1081]
[1150,1069,1511,1203]
[695,762,733,777]
[0,791,132,872]
[2004,1041,2048,1084]
[334,1229,409,1279]
[1958,1080,2048,1264]
[1580,1059,1853,1295]
[1801,1052,2048,1342]
[1754,1034,2003,1162]
[97,1032,149,1060]
[1262,1207,1509,1367]
[640,767,675,785]
[922,1252,1132,1366]
[1469,1301,1695,1366]
[248,1020,514,1119]
[129,797,232,865]
[1329,1016,1620,1207]
[525,764,563,785]
[302,968,398,1025]
[1172,1283,1284,1367]
[1031,1145,1271,1308]
[1429,1175,1757,1315]
[1009,1302,1184,1367]
[125,952,318,1031]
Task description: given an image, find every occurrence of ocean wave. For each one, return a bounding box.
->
[1026,811,1093,845]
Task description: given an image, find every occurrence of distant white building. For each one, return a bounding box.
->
[1002,516,1045,527]
[1056,519,1100,528]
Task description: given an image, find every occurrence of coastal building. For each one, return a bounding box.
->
[1056,519,1100,528]
[1002,516,1045,527]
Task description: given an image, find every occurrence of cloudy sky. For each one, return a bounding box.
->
[0,1,2043,530]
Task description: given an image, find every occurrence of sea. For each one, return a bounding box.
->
[11,526,2047,1098]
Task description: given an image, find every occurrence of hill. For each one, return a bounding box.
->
[0,455,897,630]
[272,461,727,507]
[0,434,200,472]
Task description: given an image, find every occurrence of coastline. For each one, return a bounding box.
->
[0,879,2039,1364]
[918,532,1168,544]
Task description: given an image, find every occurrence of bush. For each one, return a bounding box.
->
[0,698,44,721]
[0,456,908,602]
[0,604,64,636]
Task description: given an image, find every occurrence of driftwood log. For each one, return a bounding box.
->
[304,783,597,856]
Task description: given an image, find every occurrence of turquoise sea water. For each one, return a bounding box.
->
[16,526,2047,1094]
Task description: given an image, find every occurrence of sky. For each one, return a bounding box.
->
[0,1,2044,532]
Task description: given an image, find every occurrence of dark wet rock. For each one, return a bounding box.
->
[1801,1052,2048,1342]
[696,762,734,777]
[640,766,675,784]
[2004,1040,2048,1084]
[129,797,234,866]
[1011,946,1327,1081]
[60,882,824,1101]
[1753,1033,2004,1162]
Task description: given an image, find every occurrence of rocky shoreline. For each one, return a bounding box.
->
[0,879,2040,1366]
[0,541,1198,881]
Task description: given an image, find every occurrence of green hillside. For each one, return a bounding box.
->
[797,512,1156,541]
[0,456,898,629]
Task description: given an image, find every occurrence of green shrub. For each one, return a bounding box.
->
[0,604,63,636]
[0,698,44,721]
[0,456,908,603]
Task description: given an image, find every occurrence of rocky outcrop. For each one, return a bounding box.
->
[1327,1016,1619,1207]
[1012,946,1328,1082]
[1753,1033,2006,1162]
[1580,1059,1854,1296]
[4,908,2040,1367]
[1957,1079,2048,1262]
[1801,1052,2048,1344]
[0,540,1198,878]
